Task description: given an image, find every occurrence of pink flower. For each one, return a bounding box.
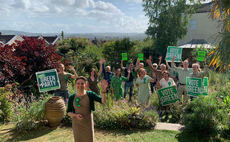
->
[216,97,222,102]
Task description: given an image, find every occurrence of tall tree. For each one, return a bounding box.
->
[208,0,230,71]
[102,38,136,69]
[143,0,197,55]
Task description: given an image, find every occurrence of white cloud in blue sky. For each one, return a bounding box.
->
[0,0,148,33]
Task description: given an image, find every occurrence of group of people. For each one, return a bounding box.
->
[54,56,208,142]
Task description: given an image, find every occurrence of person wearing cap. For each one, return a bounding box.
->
[146,56,167,82]
[121,60,136,102]
[171,56,192,103]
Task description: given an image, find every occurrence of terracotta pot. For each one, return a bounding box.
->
[45,96,66,127]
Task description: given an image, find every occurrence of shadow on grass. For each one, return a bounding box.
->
[6,126,57,142]
[175,131,223,142]
[95,127,155,136]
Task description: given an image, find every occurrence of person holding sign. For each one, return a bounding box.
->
[158,71,176,89]
[157,71,176,118]
[56,63,78,103]
[190,62,209,78]
[136,58,145,69]
[111,68,130,101]
[135,58,146,78]
[189,62,209,100]
[86,59,104,95]
[136,68,154,106]
[121,60,136,102]
[171,56,192,103]
[67,76,107,142]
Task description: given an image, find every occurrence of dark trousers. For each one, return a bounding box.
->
[150,82,157,93]
[55,90,69,103]
[124,81,133,101]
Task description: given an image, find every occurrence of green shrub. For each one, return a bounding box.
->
[168,102,185,123]
[182,95,226,137]
[0,87,13,123]
[15,94,51,132]
[94,100,158,130]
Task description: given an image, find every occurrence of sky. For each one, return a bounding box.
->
[0,0,148,33]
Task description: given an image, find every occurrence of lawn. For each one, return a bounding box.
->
[1,124,229,142]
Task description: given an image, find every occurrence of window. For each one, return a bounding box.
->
[190,20,197,30]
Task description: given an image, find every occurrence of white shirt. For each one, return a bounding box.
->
[159,77,176,88]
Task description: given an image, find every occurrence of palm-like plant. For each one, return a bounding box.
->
[208,0,230,71]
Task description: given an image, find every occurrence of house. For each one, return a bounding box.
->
[175,2,218,62]
[0,32,59,46]
[177,2,221,46]
[0,33,24,46]
[37,35,60,45]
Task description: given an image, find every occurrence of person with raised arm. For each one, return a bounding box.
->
[171,56,193,103]
[146,56,167,82]
[67,77,108,142]
[55,63,78,103]
[111,68,130,101]
[121,60,135,102]
[86,59,104,95]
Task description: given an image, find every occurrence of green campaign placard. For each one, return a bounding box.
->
[36,69,60,92]
[197,51,206,62]
[202,77,208,96]
[186,77,208,97]
[122,53,128,61]
[157,86,180,106]
[138,53,144,61]
[166,46,182,62]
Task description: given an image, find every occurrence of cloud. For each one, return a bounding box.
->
[11,0,31,9]
[125,0,143,3]
[0,0,148,33]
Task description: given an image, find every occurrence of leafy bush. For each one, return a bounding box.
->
[94,100,158,130]
[57,37,98,76]
[0,37,61,98]
[0,86,13,123]
[182,95,226,137]
[102,38,137,69]
[0,45,25,86]
[168,102,185,123]
[15,94,51,132]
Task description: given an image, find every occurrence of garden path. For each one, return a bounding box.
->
[155,122,184,131]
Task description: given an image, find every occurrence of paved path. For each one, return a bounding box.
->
[155,122,184,131]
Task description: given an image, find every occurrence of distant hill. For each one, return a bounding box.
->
[0,30,147,41]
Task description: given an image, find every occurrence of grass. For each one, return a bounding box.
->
[0,124,230,142]
[0,123,176,142]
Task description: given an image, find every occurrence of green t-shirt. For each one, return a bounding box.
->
[58,73,72,90]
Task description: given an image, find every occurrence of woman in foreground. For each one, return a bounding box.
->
[67,76,108,142]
